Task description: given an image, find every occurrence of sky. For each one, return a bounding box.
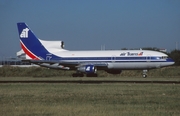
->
[0,0,180,58]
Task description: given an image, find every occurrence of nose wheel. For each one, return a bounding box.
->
[142,70,148,78]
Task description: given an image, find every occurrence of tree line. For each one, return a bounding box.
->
[168,50,180,66]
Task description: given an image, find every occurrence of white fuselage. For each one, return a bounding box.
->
[45,50,174,70]
[39,38,174,70]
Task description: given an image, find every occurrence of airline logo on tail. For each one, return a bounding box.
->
[17,23,60,61]
[20,28,29,38]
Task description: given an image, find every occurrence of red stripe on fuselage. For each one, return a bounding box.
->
[20,42,40,60]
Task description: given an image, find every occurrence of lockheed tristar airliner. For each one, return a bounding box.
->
[17,22,175,77]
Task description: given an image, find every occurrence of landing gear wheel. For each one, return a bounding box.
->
[86,73,98,77]
[142,70,148,78]
[142,74,147,78]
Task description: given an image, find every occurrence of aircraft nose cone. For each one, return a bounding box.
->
[167,58,175,65]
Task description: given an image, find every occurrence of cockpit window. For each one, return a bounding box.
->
[162,56,168,59]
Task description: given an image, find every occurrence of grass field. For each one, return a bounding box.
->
[0,66,180,77]
[0,76,180,82]
[0,83,180,116]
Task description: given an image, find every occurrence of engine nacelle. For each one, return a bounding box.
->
[105,69,122,74]
[77,65,97,74]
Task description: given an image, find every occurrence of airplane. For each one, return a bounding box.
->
[17,22,175,78]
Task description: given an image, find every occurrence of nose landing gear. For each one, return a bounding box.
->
[142,70,148,78]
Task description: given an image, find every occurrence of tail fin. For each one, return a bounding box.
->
[17,23,50,60]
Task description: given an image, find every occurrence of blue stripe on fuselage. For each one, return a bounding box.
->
[53,57,173,63]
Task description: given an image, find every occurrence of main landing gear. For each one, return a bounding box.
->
[86,73,98,77]
[72,72,84,77]
[72,72,98,77]
[142,70,148,78]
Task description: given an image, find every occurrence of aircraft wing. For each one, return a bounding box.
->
[22,59,108,70]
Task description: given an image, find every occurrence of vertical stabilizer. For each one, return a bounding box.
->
[17,23,50,60]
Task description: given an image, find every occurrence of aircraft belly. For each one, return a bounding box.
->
[107,62,159,69]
